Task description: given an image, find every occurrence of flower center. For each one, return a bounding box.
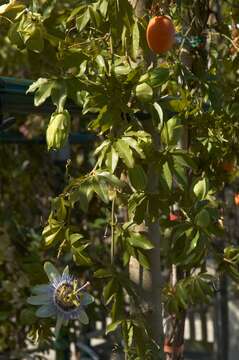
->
[55,283,80,311]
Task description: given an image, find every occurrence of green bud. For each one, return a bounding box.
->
[46,110,71,151]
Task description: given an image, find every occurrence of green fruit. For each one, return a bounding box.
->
[46,110,71,150]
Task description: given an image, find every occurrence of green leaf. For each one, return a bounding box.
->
[115,139,134,168]
[172,150,196,169]
[169,98,190,112]
[94,139,111,155]
[42,0,57,19]
[95,54,106,70]
[128,233,154,250]
[128,165,147,191]
[20,309,36,325]
[131,20,140,60]
[89,6,101,27]
[193,178,209,200]
[99,0,108,17]
[70,233,84,246]
[106,146,119,173]
[106,320,123,335]
[103,279,118,304]
[94,269,113,278]
[128,193,147,221]
[162,161,173,190]
[34,81,54,106]
[8,22,24,49]
[67,5,86,21]
[137,250,150,269]
[136,83,153,103]
[195,209,210,228]
[24,25,44,53]
[72,246,92,266]
[70,189,89,212]
[92,179,109,203]
[43,224,64,246]
[149,68,169,87]
[27,78,48,94]
[76,9,90,32]
[173,163,188,189]
[176,283,188,309]
[153,102,164,129]
[172,224,192,242]
[97,171,124,188]
[122,137,145,159]
[188,230,200,253]
[161,117,183,146]
[44,262,60,282]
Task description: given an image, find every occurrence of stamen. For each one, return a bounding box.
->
[77,281,90,293]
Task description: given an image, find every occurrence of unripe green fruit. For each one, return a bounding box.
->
[46,110,71,151]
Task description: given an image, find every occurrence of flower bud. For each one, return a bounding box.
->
[46,110,70,150]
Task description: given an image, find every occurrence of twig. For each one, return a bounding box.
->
[0,15,13,24]
[179,16,196,54]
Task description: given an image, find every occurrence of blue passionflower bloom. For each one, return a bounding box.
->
[27,262,94,337]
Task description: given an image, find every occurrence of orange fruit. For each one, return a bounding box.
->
[222,161,235,173]
[234,193,239,205]
[146,16,175,54]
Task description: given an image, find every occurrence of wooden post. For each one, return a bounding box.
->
[129,0,165,357]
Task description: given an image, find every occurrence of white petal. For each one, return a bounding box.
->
[78,310,89,325]
[27,294,51,305]
[44,262,60,283]
[32,284,51,294]
[36,305,56,318]
[81,293,94,306]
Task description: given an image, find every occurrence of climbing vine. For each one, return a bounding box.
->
[1,0,239,359]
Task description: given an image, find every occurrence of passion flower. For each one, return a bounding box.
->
[27,262,94,337]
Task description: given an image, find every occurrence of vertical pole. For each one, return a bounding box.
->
[214,275,229,360]
[214,188,229,360]
[129,0,165,356]
[52,143,71,360]
[55,327,71,360]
